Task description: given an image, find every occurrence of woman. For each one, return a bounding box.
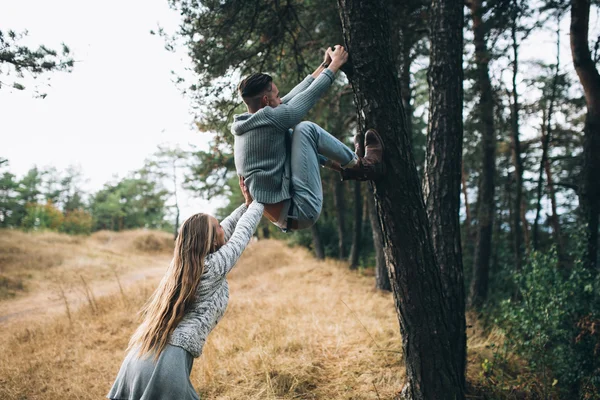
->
[107,178,263,400]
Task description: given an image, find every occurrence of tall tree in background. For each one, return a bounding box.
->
[334,178,347,258]
[423,0,466,388]
[144,145,189,239]
[60,166,86,213]
[311,223,325,260]
[468,0,497,308]
[91,173,169,231]
[533,17,567,263]
[0,159,18,227]
[337,0,464,397]
[389,0,428,145]
[366,191,390,291]
[14,167,43,226]
[508,0,525,270]
[570,0,600,271]
[348,181,362,269]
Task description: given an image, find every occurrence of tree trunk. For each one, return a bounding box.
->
[173,163,180,241]
[400,46,413,141]
[423,0,466,389]
[468,0,496,308]
[461,162,476,261]
[349,180,363,269]
[533,17,564,262]
[540,104,567,263]
[534,20,562,254]
[521,201,531,254]
[509,5,524,270]
[533,108,550,250]
[570,0,600,271]
[311,223,325,260]
[367,190,390,291]
[544,152,566,262]
[337,0,465,398]
[333,177,347,259]
[461,162,472,234]
[262,225,270,239]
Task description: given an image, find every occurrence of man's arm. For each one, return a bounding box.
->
[265,69,336,130]
[265,46,347,130]
[281,75,315,104]
[281,48,332,104]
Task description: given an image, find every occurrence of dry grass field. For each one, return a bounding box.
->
[0,229,173,324]
[0,230,505,399]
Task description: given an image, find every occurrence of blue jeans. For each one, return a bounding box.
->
[282,121,356,231]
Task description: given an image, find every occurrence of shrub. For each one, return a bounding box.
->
[133,232,173,253]
[496,248,600,398]
[61,209,93,235]
[21,201,64,231]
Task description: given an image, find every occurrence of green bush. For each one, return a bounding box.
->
[21,201,64,231]
[61,209,93,235]
[496,248,600,398]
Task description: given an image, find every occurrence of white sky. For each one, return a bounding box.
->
[0,0,221,220]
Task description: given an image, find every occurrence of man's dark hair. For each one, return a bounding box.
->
[238,73,273,99]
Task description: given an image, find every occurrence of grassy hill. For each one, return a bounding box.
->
[0,230,506,399]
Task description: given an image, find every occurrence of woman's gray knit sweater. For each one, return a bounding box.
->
[168,201,264,357]
[231,68,336,204]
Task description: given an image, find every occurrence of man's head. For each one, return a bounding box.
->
[238,73,281,112]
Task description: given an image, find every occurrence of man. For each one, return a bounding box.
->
[231,45,384,231]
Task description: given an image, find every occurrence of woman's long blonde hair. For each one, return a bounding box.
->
[128,213,218,359]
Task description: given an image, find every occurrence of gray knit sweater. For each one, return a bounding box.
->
[168,201,264,357]
[231,68,336,204]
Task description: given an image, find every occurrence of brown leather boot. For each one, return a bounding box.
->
[321,131,365,172]
[340,129,385,181]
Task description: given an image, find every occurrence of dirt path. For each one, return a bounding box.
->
[0,261,168,326]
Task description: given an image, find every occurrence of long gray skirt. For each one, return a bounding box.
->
[107,344,200,400]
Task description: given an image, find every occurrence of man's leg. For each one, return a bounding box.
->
[289,121,356,229]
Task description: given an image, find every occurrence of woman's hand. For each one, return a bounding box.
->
[239,176,253,207]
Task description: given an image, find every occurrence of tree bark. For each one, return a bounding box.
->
[262,225,270,239]
[173,163,180,241]
[337,0,465,398]
[534,17,561,254]
[400,46,414,141]
[570,0,600,271]
[468,0,497,308]
[537,101,567,263]
[544,151,566,262]
[311,223,325,260]
[509,4,524,270]
[461,162,472,234]
[521,202,531,254]
[461,162,476,261]
[423,0,466,389]
[534,107,550,250]
[349,180,363,269]
[333,177,347,259]
[367,190,390,291]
